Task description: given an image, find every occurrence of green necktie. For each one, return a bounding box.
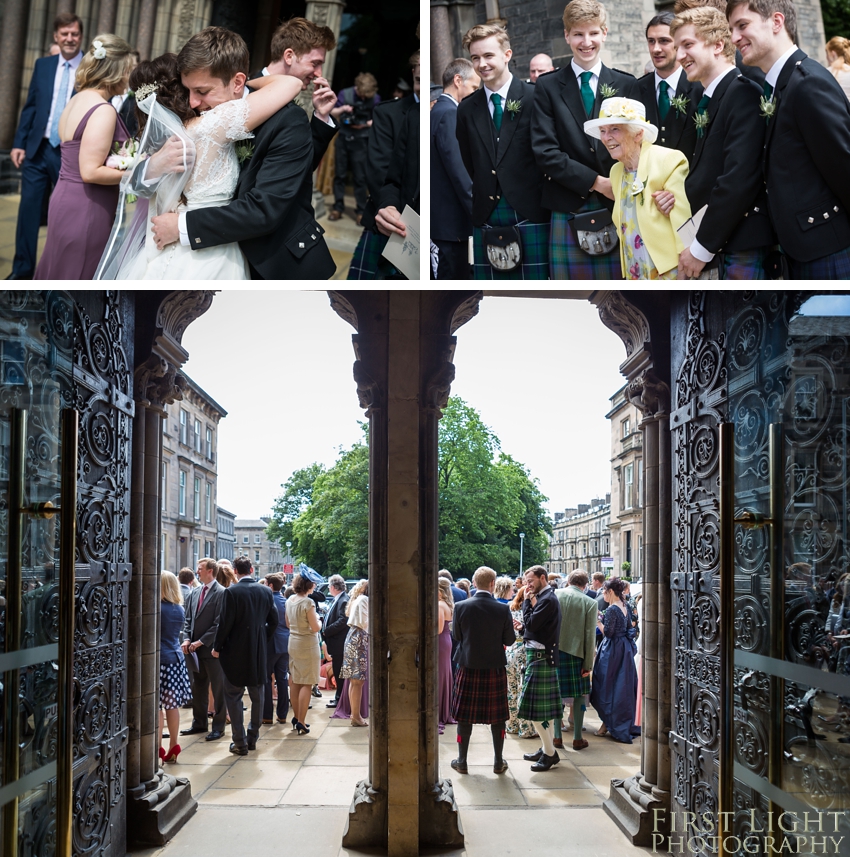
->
[696,94,710,114]
[491,92,503,132]
[580,71,594,117]
[658,80,671,121]
[763,80,774,100]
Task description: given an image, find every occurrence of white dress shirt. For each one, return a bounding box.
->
[655,66,684,102]
[571,59,603,96]
[689,65,738,265]
[765,44,799,92]
[44,52,83,141]
[483,74,513,120]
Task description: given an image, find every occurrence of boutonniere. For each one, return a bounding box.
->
[670,94,690,118]
[505,99,522,120]
[599,83,618,99]
[235,141,255,164]
[630,177,645,206]
[759,95,776,122]
[693,111,710,138]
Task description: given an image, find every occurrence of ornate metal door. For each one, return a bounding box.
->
[671,291,850,855]
[0,291,132,857]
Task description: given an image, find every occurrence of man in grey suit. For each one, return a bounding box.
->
[322,575,349,708]
[180,557,227,741]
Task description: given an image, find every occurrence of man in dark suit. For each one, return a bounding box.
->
[180,558,228,741]
[348,50,419,279]
[7,12,83,280]
[431,58,479,280]
[151,24,337,280]
[635,12,702,163]
[212,556,278,755]
[456,24,550,280]
[262,573,290,724]
[531,0,636,280]
[669,7,775,279]
[321,575,350,708]
[728,0,850,277]
[450,567,515,775]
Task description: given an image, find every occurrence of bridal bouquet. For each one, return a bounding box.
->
[106,139,139,171]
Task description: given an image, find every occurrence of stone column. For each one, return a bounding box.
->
[136,0,159,60]
[656,413,672,797]
[431,0,452,84]
[0,0,30,149]
[305,0,346,84]
[97,0,118,35]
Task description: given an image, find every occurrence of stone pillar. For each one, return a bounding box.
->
[431,0,452,84]
[0,0,30,149]
[136,0,159,60]
[97,0,118,35]
[656,413,672,797]
[305,0,346,84]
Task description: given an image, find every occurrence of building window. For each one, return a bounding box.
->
[254,550,260,563]
[624,462,634,510]
[205,539,214,557]
[637,535,643,579]
[193,538,200,567]
[194,418,202,453]
[205,482,212,524]
[179,470,186,516]
[180,410,188,445]
[161,462,167,508]
[193,476,201,520]
[622,417,630,437]
[582,543,587,557]
[254,534,261,544]
[162,413,168,434]
[638,458,644,508]
[243,535,249,544]
[161,533,167,566]
[625,531,632,565]
[206,427,213,458]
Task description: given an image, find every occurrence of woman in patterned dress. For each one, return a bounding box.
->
[339,579,370,727]
[583,97,691,281]
[159,570,192,764]
[505,586,536,738]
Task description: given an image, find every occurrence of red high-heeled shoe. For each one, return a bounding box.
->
[158,747,167,762]
[164,744,181,763]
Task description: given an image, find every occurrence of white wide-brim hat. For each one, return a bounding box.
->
[584,97,658,145]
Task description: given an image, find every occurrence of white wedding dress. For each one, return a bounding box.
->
[118,98,253,280]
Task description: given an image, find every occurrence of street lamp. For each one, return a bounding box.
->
[519,532,525,576]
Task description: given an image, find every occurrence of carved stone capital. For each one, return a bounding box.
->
[327,290,359,331]
[353,359,381,415]
[155,290,215,347]
[627,369,671,418]
[449,291,483,333]
[420,778,464,847]
[134,353,187,409]
[593,291,651,358]
[342,779,387,848]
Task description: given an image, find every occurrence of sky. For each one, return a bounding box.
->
[180,291,628,520]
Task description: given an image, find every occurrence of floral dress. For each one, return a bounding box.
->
[505,608,536,737]
[619,169,678,281]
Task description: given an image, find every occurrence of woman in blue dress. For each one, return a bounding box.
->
[590,577,640,744]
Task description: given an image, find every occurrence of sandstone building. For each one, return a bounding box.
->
[548,495,611,577]
[235,517,284,577]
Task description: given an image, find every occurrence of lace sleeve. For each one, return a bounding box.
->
[198,98,254,145]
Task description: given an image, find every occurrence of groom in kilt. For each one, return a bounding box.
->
[517,566,563,771]
[450,567,516,774]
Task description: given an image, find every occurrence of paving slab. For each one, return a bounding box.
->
[445,768,526,806]
[302,741,369,766]
[281,765,367,805]
[213,759,302,791]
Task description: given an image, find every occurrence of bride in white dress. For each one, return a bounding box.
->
[96,53,301,280]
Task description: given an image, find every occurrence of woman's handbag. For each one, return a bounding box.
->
[569,208,619,256]
[483,225,523,271]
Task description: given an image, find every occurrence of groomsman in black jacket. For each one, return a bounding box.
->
[728,0,850,277]
[431,58,480,279]
[450,567,516,775]
[530,0,635,279]
[669,7,774,279]
[456,24,551,280]
[635,12,702,164]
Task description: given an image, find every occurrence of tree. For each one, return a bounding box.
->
[821,0,850,39]
[266,462,326,547]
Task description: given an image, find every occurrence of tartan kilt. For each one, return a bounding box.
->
[472,197,550,280]
[557,650,590,700]
[788,246,850,280]
[516,649,563,722]
[347,229,391,279]
[721,248,768,280]
[451,667,510,724]
[549,208,623,280]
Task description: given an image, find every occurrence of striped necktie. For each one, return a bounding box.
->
[49,61,71,148]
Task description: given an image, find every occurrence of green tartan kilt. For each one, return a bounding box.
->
[516,648,563,722]
[347,229,392,279]
[557,650,591,699]
[549,208,623,280]
[472,197,550,280]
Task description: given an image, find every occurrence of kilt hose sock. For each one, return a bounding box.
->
[491,723,506,764]
[456,721,473,764]
[572,698,585,741]
[534,721,555,756]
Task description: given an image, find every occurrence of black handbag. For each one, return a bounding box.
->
[483,225,522,272]
[569,208,619,256]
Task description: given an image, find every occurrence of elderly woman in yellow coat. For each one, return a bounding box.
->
[584,98,691,280]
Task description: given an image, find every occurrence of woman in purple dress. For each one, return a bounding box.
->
[438,577,456,734]
[35,33,135,280]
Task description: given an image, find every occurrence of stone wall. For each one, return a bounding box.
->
[470,0,826,80]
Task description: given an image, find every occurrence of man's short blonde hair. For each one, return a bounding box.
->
[463,23,511,53]
[473,566,497,591]
[563,0,608,33]
[670,7,736,63]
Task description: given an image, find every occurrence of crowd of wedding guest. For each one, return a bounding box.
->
[430,0,850,281]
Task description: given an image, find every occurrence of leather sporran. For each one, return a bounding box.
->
[569,209,618,256]
[483,225,522,272]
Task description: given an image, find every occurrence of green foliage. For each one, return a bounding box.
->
[621,561,631,574]
[822,0,850,39]
[267,400,551,581]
